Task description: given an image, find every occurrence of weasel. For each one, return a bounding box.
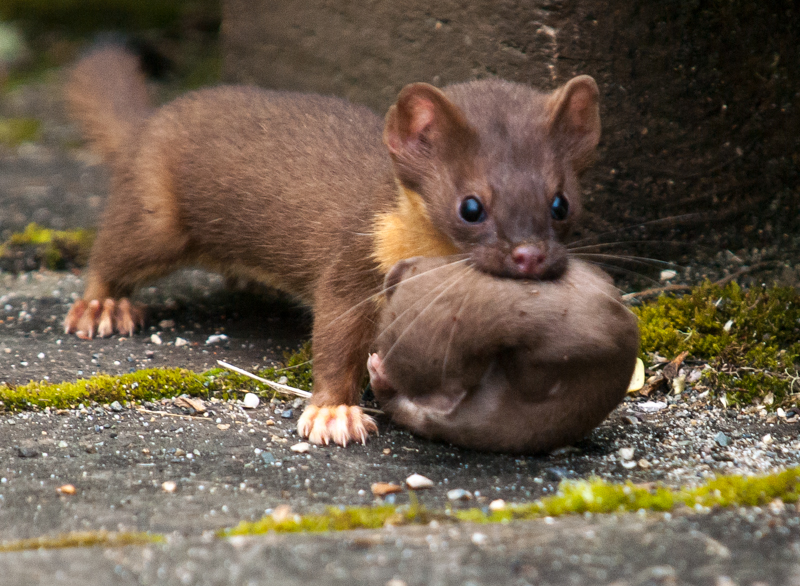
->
[63,46,601,447]
[367,256,639,453]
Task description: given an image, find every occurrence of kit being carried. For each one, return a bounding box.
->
[368,257,639,454]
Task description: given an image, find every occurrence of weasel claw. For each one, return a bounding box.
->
[64,298,144,339]
[298,404,377,447]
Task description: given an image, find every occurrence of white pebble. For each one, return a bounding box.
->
[205,334,228,345]
[175,337,189,347]
[161,480,177,493]
[37,352,45,359]
[242,393,260,409]
[447,488,472,501]
[619,447,635,461]
[291,442,310,453]
[405,473,434,490]
[471,533,488,545]
[150,334,162,345]
[660,269,677,281]
[489,499,506,511]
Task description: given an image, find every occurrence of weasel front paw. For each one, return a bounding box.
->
[297,405,378,447]
[64,298,144,339]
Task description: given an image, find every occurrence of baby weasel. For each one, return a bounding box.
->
[63,46,601,447]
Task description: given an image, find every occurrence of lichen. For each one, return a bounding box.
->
[0,222,95,271]
[634,281,800,407]
[0,344,313,412]
[0,530,162,552]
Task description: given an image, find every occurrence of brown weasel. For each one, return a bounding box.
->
[63,46,601,447]
[367,256,639,454]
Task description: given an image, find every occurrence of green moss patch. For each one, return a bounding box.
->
[0,530,162,552]
[225,469,800,537]
[0,117,40,146]
[0,344,313,412]
[634,281,800,407]
[0,223,95,271]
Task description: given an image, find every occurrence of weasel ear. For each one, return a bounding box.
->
[384,83,474,164]
[547,75,601,172]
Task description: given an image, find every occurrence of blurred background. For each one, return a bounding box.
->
[0,0,797,289]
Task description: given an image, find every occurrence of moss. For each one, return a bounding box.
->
[0,0,189,33]
[0,117,41,146]
[0,530,162,552]
[0,344,312,412]
[634,281,800,407]
[0,223,95,271]
[223,469,800,536]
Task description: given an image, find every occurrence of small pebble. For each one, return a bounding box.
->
[660,269,677,281]
[281,409,293,419]
[290,442,310,453]
[636,401,667,413]
[205,334,228,345]
[371,482,403,497]
[638,458,651,469]
[242,393,260,409]
[56,484,76,495]
[109,401,123,412]
[406,473,434,490]
[715,432,730,447]
[447,488,472,501]
[621,415,639,425]
[489,499,506,511]
[57,440,68,448]
[385,580,407,586]
[159,319,175,329]
[471,533,488,545]
[621,460,638,469]
[150,334,162,345]
[174,448,186,457]
[762,434,773,445]
[260,452,276,464]
[619,447,635,461]
[37,352,45,359]
[161,480,177,493]
[145,350,155,358]
[17,446,39,458]
[174,337,189,347]
[216,423,230,431]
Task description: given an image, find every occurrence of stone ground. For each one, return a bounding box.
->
[1,21,800,586]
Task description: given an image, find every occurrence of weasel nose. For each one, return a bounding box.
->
[511,244,547,277]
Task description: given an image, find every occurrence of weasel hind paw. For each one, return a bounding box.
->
[298,405,378,447]
[65,298,144,339]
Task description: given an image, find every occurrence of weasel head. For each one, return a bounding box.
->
[383,76,600,280]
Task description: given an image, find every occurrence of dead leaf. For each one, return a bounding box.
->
[173,395,206,413]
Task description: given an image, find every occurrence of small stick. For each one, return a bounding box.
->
[136,407,210,421]
[622,261,776,302]
[217,360,312,398]
[216,359,384,415]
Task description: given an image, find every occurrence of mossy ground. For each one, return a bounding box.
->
[633,281,800,408]
[0,530,162,552]
[0,343,313,412]
[0,117,40,146]
[0,222,95,271]
[224,468,800,537]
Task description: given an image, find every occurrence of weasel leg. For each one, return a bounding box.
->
[298,405,377,447]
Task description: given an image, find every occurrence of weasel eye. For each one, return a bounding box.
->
[459,196,486,224]
[550,193,569,221]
